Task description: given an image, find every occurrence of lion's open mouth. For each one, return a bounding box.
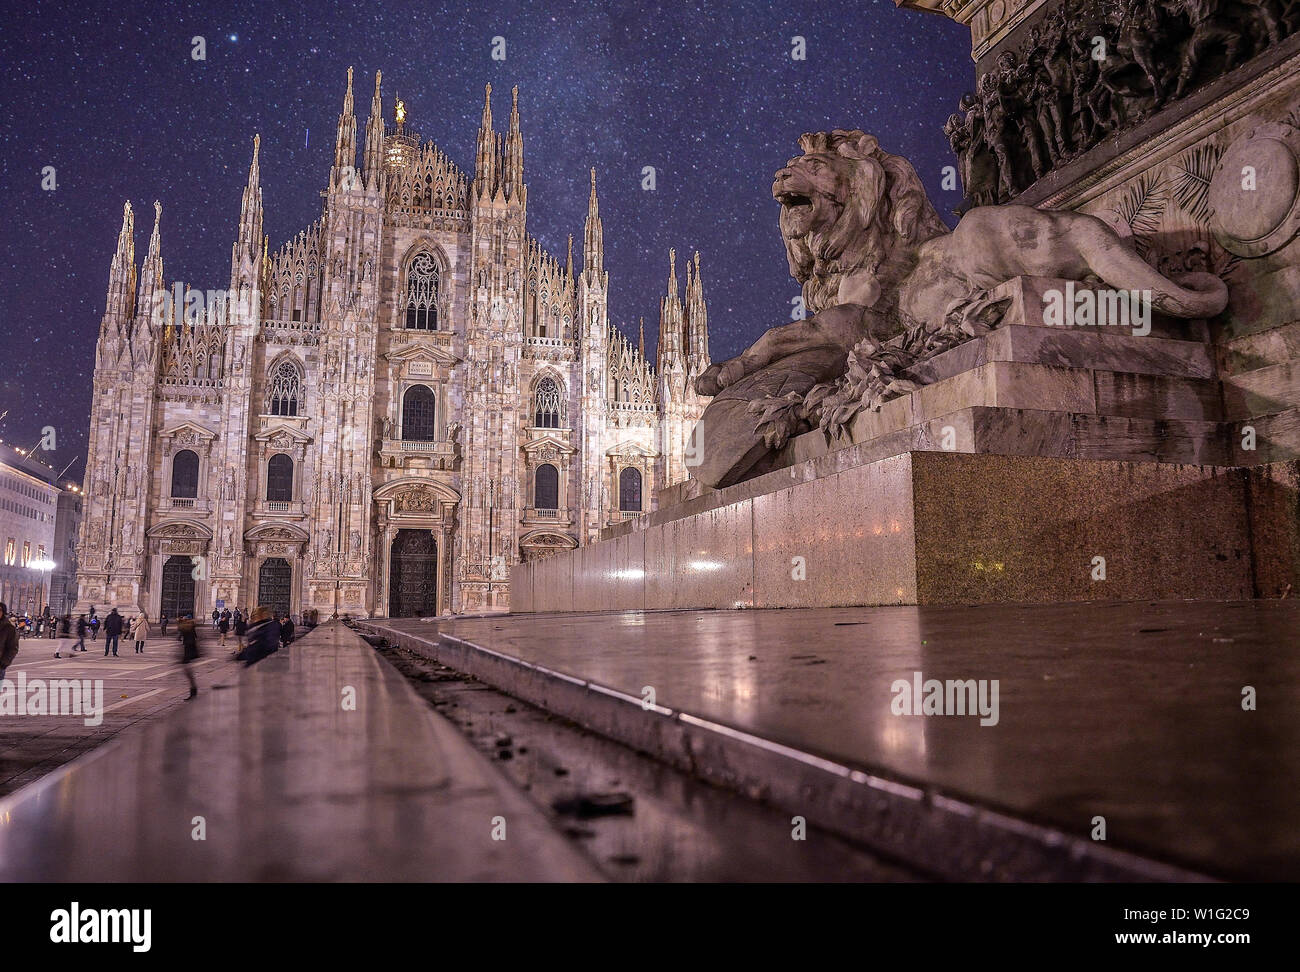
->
[776,191,812,210]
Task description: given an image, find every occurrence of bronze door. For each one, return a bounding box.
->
[160,555,196,619]
[389,529,437,617]
[257,557,292,619]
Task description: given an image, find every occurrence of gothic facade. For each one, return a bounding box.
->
[74,71,711,618]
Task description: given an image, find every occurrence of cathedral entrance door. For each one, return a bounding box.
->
[160,555,196,619]
[257,557,292,619]
[389,529,437,618]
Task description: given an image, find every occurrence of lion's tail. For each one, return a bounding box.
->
[1075,218,1229,319]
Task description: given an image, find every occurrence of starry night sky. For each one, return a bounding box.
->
[0,0,970,485]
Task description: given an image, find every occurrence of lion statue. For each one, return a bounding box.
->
[688,129,1229,489]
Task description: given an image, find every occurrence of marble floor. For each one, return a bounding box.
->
[400,600,1300,880]
[0,624,600,881]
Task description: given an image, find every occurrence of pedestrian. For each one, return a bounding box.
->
[56,614,72,658]
[159,611,168,636]
[131,613,150,653]
[211,608,219,630]
[177,615,200,700]
[90,613,100,640]
[218,611,230,647]
[74,614,88,652]
[279,614,295,647]
[0,603,18,682]
[234,611,248,651]
[103,607,123,657]
[242,606,280,667]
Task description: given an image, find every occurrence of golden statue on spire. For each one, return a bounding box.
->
[395,97,406,128]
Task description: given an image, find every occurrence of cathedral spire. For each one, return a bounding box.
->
[639,316,645,359]
[230,135,264,295]
[475,83,496,196]
[566,234,574,279]
[137,200,164,323]
[504,84,524,202]
[332,66,357,189]
[583,167,604,274]
[686,250,710,373]
[362,69,385,189]
[104,200,136,322]
[657,248,685,375]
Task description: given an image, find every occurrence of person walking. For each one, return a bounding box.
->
[103,607,123,657]
[211,608,219,630]
[55,614,72,658]
[217,611,230,647]
[234,611,248,652]
[130,613,150,653]
[279,614,296,647]
[74,614,88,652]
[0,603,19,682]
[159,611,168,636]
[177,615,200,700]
[242,606,280,667]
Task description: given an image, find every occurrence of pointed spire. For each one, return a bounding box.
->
[137,200,164,318]
[363,69,385,189]
[584,167,604,274]
[686,250,710,373]
[231,135,264,287]
[475,83,497,196]
[566,234,574,278]
[658,248,685,375]
[504,84,524,202]
[639,317,645,359]
[105,200,137,321]
[333,66,358,189]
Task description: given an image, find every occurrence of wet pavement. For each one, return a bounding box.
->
[379,640,923,881]
[376,602,1300,880]
[0,624,600,881]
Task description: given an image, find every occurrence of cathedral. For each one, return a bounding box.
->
[74,70,711,619]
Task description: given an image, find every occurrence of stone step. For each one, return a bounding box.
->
[1218,320,1300,375]
[1223,358,1300,420]
[1229,407,1300,463]
[989,275,1213,343]
[913,323,1218,387]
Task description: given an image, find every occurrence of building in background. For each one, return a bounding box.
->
[50,488,83,615]
[0,440,64,617]
[75,73,711,620]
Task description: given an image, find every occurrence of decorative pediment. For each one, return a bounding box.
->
[244,522,310,542]
[373,476,462,506]
[519,529,578,550]
[383,342,460,367]
[160,422,218,446]
[606,440,659,459]
[253,423,314,448]
[146,518,214,540]
[522,434,576,457]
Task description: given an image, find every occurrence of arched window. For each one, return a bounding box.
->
[402,385,437,441]
[266,453,294,502]
[619,467,642,512]
[534,463,559,511]
[171,450,199,498]
[534,376,563,428]
[268,360,302,416]
[404,253,439,330]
